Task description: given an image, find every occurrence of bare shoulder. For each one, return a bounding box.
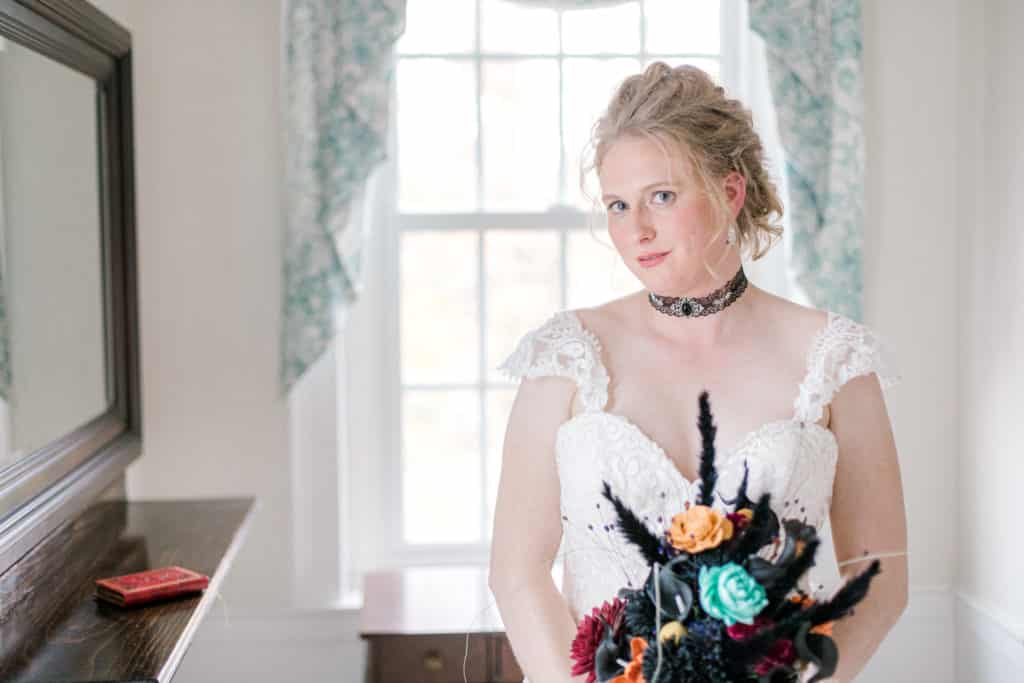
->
[754,289,831,351]
[568,290,646,343]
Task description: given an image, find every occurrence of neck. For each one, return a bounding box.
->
[642,255,756,349]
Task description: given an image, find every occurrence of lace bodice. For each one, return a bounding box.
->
[497,308,901,624]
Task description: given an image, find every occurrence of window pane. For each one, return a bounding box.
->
[397,0,476,54]
[645,0,721,55]
[485,388,516,541]
[561,3,641,54]
[481,0,558,54]
[644,56,721,85]
[397,59,478,212]
[403,390,481,544]
[481,60,560,211]
[401,230,479,384]
[486,229,561,383]
[566,227,640,309]
[562,58,641,209]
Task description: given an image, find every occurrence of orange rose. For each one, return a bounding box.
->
[668,505,734,553]
[610,637,648,683]
[788,595,835,637]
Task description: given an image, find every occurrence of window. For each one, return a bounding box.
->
[375,0,736,565]
[341,1,790,589]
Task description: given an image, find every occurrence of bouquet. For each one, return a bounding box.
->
[569,392,882,683]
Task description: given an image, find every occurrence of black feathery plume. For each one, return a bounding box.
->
[730,560,883,668]
[796,559,883,628]
[726,492,778,565]
[763,536,821,609]
[696,391,718,507]
[601,481,666,566]
[768,592,806,624]
[717,459,756,511]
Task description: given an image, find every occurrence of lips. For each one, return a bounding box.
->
[638,251,670,267]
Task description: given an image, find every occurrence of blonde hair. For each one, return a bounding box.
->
[580,61,784,278]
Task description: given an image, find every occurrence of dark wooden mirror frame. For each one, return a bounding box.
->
[0,0,140,578]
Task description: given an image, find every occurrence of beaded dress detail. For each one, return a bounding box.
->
[497,309,901,624]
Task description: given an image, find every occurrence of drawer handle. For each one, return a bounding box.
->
[423,649,444,672]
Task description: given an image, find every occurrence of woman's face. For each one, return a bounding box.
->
[597,133,743,296]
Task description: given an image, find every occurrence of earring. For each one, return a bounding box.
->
[726,223,738,245]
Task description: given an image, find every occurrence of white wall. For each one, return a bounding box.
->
[87,0,1017,681]
[93,0,292,616]
[89,1,363,678]
[856,0,959,678]
[954,0,1024,679]
[863,0,959,589]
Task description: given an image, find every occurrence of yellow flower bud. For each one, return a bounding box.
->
[659,620,687,644]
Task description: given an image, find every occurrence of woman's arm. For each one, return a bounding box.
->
[489,373,587,683]
[808,372,910,682]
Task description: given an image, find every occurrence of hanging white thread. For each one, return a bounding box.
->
[837,550,907,567]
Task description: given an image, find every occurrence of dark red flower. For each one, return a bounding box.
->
[725,613,773,641]
[726,509,753,533]
[570,598,627,683]
[753,638,797,675]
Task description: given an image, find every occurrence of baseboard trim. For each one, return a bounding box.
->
[955,590,1024,645]
[955,590,1024,682]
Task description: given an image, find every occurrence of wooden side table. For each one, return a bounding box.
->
[359,566,525,683]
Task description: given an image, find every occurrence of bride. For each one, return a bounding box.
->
[488,62,909,683]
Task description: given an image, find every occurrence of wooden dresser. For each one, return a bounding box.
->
[359,566,526,683]
[0,496,255,682]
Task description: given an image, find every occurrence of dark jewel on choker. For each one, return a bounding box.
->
[647,267,748,318]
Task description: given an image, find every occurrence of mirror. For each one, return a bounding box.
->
[0,0,140,579]
[0,36,110,471]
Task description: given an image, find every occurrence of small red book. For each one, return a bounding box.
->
[95,565,209,607]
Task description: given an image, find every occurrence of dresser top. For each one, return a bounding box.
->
[0,497,256,682]
[359,563,564,636]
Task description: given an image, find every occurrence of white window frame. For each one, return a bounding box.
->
[337,0,786,601]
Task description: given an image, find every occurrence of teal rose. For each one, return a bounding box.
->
[698,562,768,626]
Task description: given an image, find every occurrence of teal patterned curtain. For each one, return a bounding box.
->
[748,0,866,320]
[281,0,406,393]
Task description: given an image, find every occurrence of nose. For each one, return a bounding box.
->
[631,203,656,243]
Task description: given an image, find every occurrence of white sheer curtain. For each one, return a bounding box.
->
[733,1,802,305]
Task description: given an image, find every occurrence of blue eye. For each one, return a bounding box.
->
[606,200,626,213]
[652,190,676,204]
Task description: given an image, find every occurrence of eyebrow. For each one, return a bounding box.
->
[601,180,674,202]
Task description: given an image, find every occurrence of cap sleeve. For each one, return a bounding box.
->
[496,310,609,413]
[794,312,902,424]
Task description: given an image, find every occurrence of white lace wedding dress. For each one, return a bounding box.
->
[498,308,901,627]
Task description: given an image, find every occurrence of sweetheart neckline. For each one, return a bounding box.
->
[557,308,841,486]
[556,410,838,487]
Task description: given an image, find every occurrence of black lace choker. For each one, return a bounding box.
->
[647,267,748,318]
